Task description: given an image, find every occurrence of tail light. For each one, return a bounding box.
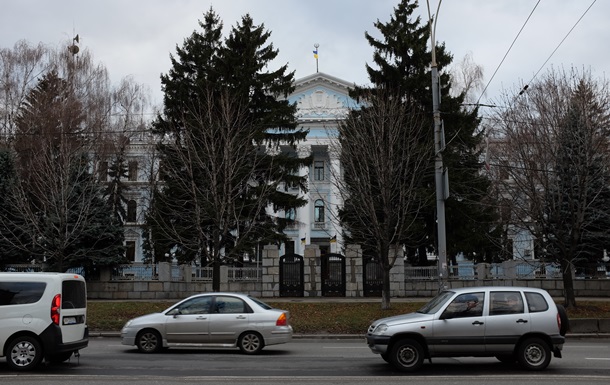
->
[51,294,61,325]
[276,312,288,326]
[556,312,562,332]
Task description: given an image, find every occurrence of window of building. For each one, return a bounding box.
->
[285,241,295,255]
[126,241,136,262]
[127,200,137,222]
[98,161,108,182]
[286,208,296,221]
[314,161,325,181]
[128,161,138,181]
[314,199,325,223]
[157,160,165,181]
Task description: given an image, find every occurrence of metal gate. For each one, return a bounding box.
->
[279,253,304,297]
[363,256,383,297]
[321,253,346,297]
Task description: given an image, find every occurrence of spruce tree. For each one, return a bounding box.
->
[147,8,309,290]
[350,0,498,264]
[11,71,126,274]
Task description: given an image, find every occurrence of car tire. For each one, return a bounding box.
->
[517,337,551,370]
[389,338,425,372]
[238,331,264,354]
[495,354,516,363]
[556,304,570,336]
[7,336,44,371]
[136,329,162,353]
[381,353,390,363]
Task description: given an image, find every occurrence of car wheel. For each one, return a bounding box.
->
[389,339,424,372]
[381,353,390,363]
[517,337,551,370]
[7,336,43,371]
[238,331,264,354]
[557,305,570,336]
[495,354,516,363]
[136,329,162,353]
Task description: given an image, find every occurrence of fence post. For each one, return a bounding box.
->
[158,262,171,282]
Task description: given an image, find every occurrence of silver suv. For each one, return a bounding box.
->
[366,286,569,372]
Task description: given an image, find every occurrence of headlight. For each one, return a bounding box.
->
[373,324,389,334]
[123,320,132,329]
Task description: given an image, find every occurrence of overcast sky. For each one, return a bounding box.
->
[1,0,607,109]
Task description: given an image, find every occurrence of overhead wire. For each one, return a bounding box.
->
[475,0,541,106]
[520,0,597,92]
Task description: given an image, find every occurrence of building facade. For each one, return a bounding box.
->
[119,72,358,263]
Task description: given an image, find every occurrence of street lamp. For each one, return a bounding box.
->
[427,0,449,290]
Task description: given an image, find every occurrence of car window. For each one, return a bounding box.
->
[489,291,524,315]
[525,292,549,313]
[441,292,484,318]
[0,282,46,305]
[62,280,86,309]
[214,296,248,314]
[174,296,212,315]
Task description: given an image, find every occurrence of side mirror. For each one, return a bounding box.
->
[167,308,180,317]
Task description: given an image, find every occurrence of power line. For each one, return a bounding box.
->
[475,0,541,106]
[521,0,597,91]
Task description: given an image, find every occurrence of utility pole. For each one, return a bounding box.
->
[427,1,448,291]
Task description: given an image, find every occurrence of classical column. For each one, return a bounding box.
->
[297,145,312,254]
[328,154,342,254]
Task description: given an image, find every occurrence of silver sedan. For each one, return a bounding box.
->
[121,292,292,354]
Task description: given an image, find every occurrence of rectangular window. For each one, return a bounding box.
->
[98,161,108,182]
[128,161,138,181]
[126,241,136,262]
[314,161,325,181]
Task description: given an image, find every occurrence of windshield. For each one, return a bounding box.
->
[417,291,455,314]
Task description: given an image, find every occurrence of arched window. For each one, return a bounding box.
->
[314,200,325,223]
[127,200,137,222]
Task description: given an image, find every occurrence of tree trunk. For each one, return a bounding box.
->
[381,267,391,310]
[560,258,577,308]
[212,258,221,292]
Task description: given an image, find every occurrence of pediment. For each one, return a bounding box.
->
[289,72,359,120]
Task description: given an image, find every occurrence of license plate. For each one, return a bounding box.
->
[63,317,77,325]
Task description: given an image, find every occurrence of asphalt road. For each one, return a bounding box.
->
[1,337,609,385]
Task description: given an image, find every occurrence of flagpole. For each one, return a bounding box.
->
[314,43,319,73]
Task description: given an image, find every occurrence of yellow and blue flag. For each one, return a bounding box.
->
[313,49,318,59]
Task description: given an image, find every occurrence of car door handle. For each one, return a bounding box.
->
[235,315,247,320]
[516,319,528,324]
[196,316,207,320]
[472,321,484,326]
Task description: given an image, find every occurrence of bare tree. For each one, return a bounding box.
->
[491,68,610,308]
[0,40,50,139]
[147,86,286,289]
[449,51,485,107]
[332,88,430,309]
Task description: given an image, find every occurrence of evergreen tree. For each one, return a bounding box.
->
[147,8,310,290]
[10,71,126,274]
[543,80,610,306]
[350,0,498,265]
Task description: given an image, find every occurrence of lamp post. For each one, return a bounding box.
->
[427,0,448,290]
